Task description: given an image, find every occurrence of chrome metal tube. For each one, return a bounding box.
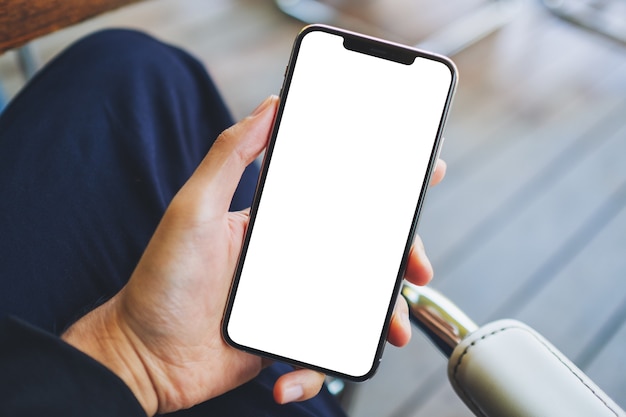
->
[401,281,478,357]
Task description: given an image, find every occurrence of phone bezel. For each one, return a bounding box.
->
[222,24,457,381]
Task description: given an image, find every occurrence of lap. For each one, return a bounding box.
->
[0,29,234,330]
[0,29,345,417]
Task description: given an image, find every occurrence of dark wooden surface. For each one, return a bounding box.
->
[0,0,624,415]
[0,0,145,52]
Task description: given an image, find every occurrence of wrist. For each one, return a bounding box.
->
[62,298,158,416]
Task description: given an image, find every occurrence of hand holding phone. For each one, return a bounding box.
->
[223,25,457,381]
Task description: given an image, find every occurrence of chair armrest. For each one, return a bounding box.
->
[448,319,625,417]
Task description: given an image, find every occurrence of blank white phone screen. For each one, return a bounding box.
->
[226,29,454,379]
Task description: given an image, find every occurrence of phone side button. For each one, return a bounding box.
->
[435,136,445,161]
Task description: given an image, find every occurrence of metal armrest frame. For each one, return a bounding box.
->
[402,281,626,417]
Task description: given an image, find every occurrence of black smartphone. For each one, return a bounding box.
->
[223,24,457,381]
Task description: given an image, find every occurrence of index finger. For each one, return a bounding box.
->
[405,235,433,286]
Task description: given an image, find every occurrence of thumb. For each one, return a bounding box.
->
[182,96,278,216]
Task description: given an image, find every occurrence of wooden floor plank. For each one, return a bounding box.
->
[440,5,609,154]
[504,187,626,398]
[421,94,626,273]
[516,201,626,362]
[404,191,626,416]
[375,115,626,417]
[434,118,626,321]
[357,3,626,415]
[410,379,473,417]
[352,4,626,414]
[419,39,626,269]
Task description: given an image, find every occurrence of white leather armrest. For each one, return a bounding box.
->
[448,319,625,417]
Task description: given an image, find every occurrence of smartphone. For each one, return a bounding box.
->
[223,24,456,381]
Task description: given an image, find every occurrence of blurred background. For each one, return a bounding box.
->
[1,0,625,415]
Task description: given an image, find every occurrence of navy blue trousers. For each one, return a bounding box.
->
[0,29,346,417]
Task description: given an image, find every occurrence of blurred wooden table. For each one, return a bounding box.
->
[0,0,144,53]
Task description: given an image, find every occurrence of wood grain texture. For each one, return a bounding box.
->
[0,0,144,52]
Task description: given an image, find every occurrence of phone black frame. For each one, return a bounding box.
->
[223,24,457,382]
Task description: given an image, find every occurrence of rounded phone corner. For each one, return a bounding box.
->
[338,357,383,383]
[298,23,341,37]
[220,317,239,350]
[439,55,459,91]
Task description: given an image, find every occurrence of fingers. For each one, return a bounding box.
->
[273,298,414,406]
[387,157,441,346]
[405,235,433,286]
[430,158,447,187]
[181,95,278,216]
[273,368,326,404]
[387,296,412,347]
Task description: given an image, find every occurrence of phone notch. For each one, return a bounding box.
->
[342,36,416,65]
